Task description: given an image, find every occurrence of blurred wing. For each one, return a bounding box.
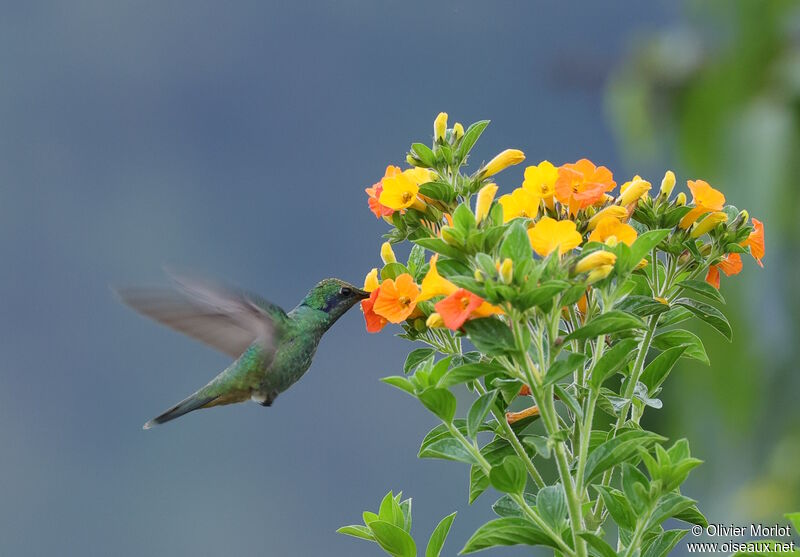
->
[117,271,288,359]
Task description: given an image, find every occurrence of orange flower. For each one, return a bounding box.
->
[365,165,400,218]
[588,216,638,246]
[679,180,725,228]
[555,159,616,215]
[361,289,388,333]
[373,273,420,323]
[742,217,765,267]
[435,288,485,330]
[705,253,743,289]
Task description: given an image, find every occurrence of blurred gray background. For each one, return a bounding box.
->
[1,1,795,556]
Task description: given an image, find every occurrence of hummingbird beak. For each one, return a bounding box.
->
[355,288,370,300]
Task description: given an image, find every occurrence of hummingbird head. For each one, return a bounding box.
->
[301,278,369,324]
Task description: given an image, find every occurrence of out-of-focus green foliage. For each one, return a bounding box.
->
[607,0,800,520]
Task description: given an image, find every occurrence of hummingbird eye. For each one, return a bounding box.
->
[340,287,352,296]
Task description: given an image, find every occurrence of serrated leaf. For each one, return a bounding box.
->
[676,298,732,341]
[460,517,558,553]
[425,512,457,557]
[462,318,517,356]
[566,310,646,341]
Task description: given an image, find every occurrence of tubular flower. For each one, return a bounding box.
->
[426,313,446,329]
[742,217,765,267]
[379,168,429,211]
[523,161,559,209]
[675,192,687,206]
[618,176,651,207]
[705,253,743,289]
[418,254,458,301]
[499,187,540,222]
[555,159,617,215]
[588,216,638,246]
[506,405,540,424]
[475,183,498,223]
[471,301,504,318]
[434,288,485,330]
[575,251,617,274]
[660,170,676,197]
[587,205,628,231]
[380,241,397,264]
[365,165,401,218]
[690,211,728,238]
[363,268,380,292]
[373,273,420,323]
[480,149,526,178]
[434,112,448,142]
[679,179,725,228]
[362,289,388,333]
[528,216,582,257]
[453,122,464,140]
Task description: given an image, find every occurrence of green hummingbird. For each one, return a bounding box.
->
[118,271,369,429]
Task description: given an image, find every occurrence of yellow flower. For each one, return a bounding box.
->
[575,251,617,274]
[586,264,614,284]
[499,187,540,222]
[587,205,628,231]
[380,242,396,264]
[528,217,582,257]
[679,179,725,228]
[480,149,525,178]
[418,255,458,301]
[453,122,464,140]
[618,177,651,206]
[434,112,448,142]
[499,258,513,284]
[426,313,446,328]
[475,183,498,223]
[660,170,676,197]
[523,161,559,207]
[363,268,380,292]
[379,168,430,211]
[588,216,638,246]
[690,211,728,238]
[675,192,687,206]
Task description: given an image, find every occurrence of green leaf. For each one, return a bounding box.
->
[379,491,406,529]
[590,338,639,388]
[469,465,490,504]
[462,318,517,356]
[438,361,505,388]
[679,279,725,304]
[628,229,671,268]
[368,520,417,557]
[419,438,478,465]
[640,346,688,394]
[516,280,571,311]
[785,513,800,535]
[615,295,671,318]
[676,297,733,341]
[456,120,490,161]
[491,494,537,518]
[645,493,697,531]
[382,376,417,395]
[583,430,666,483]
[407,244,427,278]
[593,485,636,531]
[674,505,708,528]
[418,388,457,423]
[467,390,498,438]
[543,352,587,387]
[382,262,410,281]
[499,221,532,264]
[404,347,435,375]
[652,330,710,365]
[642,529,688,557]
[566,310,646,341]
[579,533,618,557]
[414,238,467,260]
[536,484,567,529]
[453,203,476,234]
[411,142,436,167]
[419,181,455,203]
[425,512,457,557]
[489,456,527,494]
[337,525,375,542]
[460,517,557,553]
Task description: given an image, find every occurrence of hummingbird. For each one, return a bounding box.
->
[117,271,368,429]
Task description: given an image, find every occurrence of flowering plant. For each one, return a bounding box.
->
[340,113,766,556]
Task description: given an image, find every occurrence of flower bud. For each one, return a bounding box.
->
[434,112,448,142]
[499,258,513,284]
[414,318,427,332]
[479,149,526,178]
[380,241,397,264]
[363,268,380,292]
[675,192,687,206]
[453,122,464,140]
[659,170,676,197]
[406,153,423,167]
[587,206,628,230]
[690,211,728,238]
[618,179,651,206]
[575,250,617,274]
[634,258,648,270]
[586,264,614,284]
[732,209,749,230]
[474,269,484,282]
[426,313,446,328]
[475,182,498,223]
[441,226,460,246]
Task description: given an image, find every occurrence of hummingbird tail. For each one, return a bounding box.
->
[143,393,219,429]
